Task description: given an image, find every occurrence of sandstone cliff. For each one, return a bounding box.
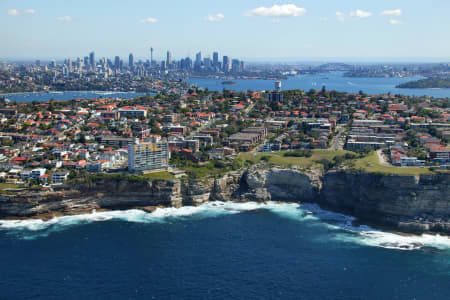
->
[237,166,450,234]
[320,172,450,233]
[0,167,449,234]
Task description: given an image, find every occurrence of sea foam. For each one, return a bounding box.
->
[1,201,449,251]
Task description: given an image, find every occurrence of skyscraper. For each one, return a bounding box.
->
[195,52,202,64]
[129,53,134,68]
[150,47,154,66]
[222,56,230,72]
[213,52,219,68]
[114,56,120,70]
[166,51,172,67]
[195,52,202,71]
[89,51,95,69]
[231,59,240,73]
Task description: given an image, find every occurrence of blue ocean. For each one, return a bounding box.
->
[187,71,450,98]
[0,91,148,103]
[1,202,449,299]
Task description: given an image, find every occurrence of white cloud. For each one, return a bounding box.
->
[24,9,35,15]
[8,9,20,16]
[336,12,345,22]
[206,13,224,22]
[382,9,402,16]
[56,16,72,22]
[389,19,404,25]
[140,17,158,24]
[350,9,372,19]
[320,17,328,22]
[245,4,306,17]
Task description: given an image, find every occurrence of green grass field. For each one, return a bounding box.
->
[0,183,19,195]
[239,150,437,175]
[0,183,18,190]
[142,171,175,180]
[350,152,434,175]
[239,150,352,169]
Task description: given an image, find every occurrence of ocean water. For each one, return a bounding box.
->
[0,202,449,299]
[0,91,149,103]
[187,71,450,98]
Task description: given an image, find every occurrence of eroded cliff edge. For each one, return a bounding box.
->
[0,167,449,234]
[238,167,450,234]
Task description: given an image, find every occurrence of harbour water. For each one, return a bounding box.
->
[0,91,149,103]
[1,202,449,299]
[187,72,450,98]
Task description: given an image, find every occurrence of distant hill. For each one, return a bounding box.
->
[397,77,450,89]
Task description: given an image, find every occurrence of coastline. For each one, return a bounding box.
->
[0,167,449,235]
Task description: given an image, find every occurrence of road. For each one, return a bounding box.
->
[329,125,345,151]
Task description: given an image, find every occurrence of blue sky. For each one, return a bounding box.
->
[2,0,450,62]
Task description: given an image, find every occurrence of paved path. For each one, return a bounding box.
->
[376,149,391,166]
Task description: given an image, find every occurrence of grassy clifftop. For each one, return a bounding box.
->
[239,150,437,175]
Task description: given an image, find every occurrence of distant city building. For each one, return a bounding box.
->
[213,52,219,68]
[89,51,95,69]
[114,56,120,71]
[83,56,89,68]
[203,57,212,70]
[195,52,202,71]
[231,59,240,73]
[223,56,230,72]
[268,81,283,102]
[129,53,134,68]
[275,81,282,92]
[128,140,169,172]
[150,47,154,66]
[166,51,172,68]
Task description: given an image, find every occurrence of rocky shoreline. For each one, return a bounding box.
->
[1,166,449,234]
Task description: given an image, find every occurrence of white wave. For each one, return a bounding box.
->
[348,231,450,251]
[1,202,449,251]
[0,202,286,233]
[297,203,450,251]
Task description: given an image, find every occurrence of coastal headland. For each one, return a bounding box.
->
[1,166,449,235]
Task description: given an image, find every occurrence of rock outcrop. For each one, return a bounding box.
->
[240,166,320,202]
[320,172,450,233]
[0,167,449,234]
[238,167,450,234]
[0,179,184,218]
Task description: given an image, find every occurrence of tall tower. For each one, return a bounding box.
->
[129,53,134,68]
[114,56,120,70]
[213,52,219,68]
[166,51,172,66]
[89,51,95,70]
[222,56,230,72]
[150,47,154,66]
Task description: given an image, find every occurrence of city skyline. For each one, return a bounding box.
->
[2,0,450,61]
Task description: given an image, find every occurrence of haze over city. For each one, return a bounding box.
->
[2,0,450,61]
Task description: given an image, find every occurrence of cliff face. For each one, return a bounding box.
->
[0,174,242,219]
[0,180,183,218]
[240,167,320,202]
[238,167,450,234]
[0,168,449,234]
[320,172,450,233]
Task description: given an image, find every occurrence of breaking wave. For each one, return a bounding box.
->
[0,201,449,251]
